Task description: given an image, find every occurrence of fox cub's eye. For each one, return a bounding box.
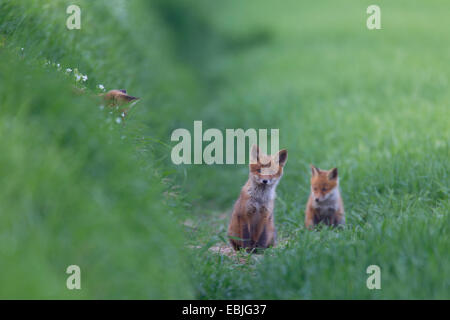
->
[322,188,327,192]
[256,169,261,173]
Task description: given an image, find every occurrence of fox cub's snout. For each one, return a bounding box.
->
[305,165,345,228]
[228,145,287,252]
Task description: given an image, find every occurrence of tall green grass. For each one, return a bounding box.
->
[0,0,448,299]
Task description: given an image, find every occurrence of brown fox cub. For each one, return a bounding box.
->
[228,145,288,252]
[305,165,345,228]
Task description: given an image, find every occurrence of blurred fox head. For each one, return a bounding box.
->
[310,165,338,203]
[102,89,139,106]
[249,145,288,187]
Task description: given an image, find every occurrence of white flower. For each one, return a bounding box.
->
[82,75,88,82]
[75,74,81,82]
[97,84,105,90]
[57,63,60,68]
[115,117,122,124]
[66,68,72,73]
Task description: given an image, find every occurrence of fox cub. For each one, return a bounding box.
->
[228,145,288,252]
[102,89,139,117]
[305,165,345,228]
[72,88,139,117]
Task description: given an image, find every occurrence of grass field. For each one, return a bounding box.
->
[0,0,448,299]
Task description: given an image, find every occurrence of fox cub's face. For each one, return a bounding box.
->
[310,165,338,203]
[249,145,288,186]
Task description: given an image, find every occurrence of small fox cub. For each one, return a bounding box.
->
[305,165,345,228]
[228,145,288,252]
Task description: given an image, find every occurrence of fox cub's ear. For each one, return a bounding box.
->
[276,149,288,167]
[310,164,320,176]
[250,144,260,164]
[328,167,338,180]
